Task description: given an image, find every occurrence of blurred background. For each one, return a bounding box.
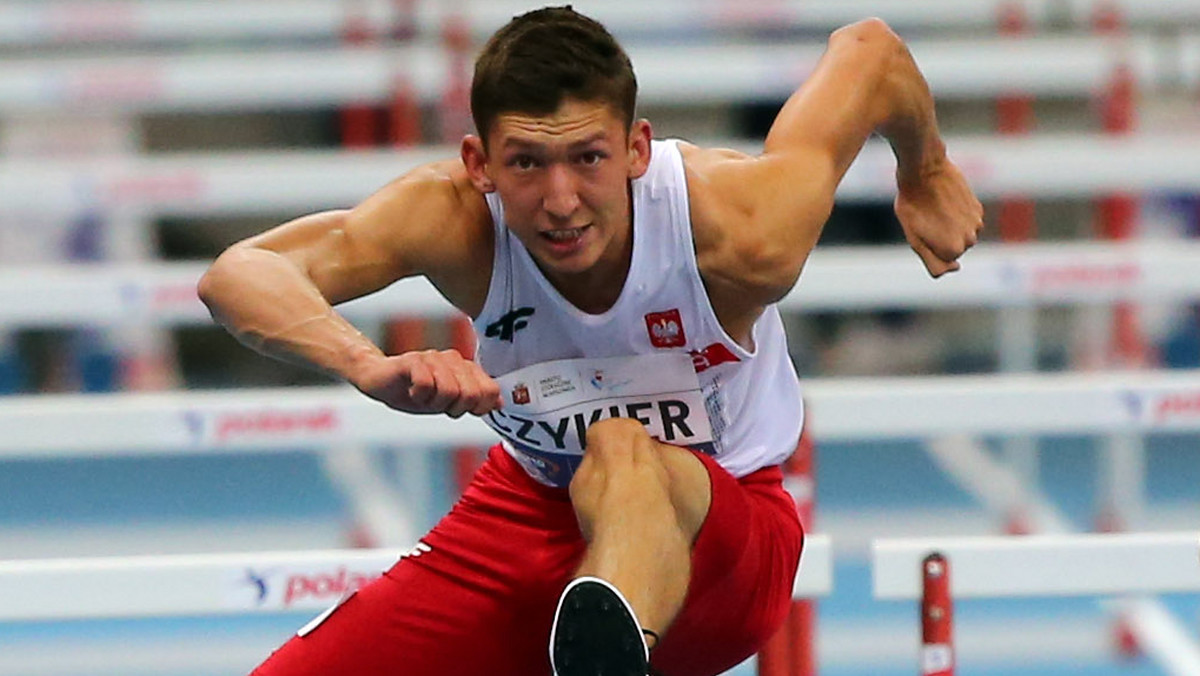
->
[0,1,1198,675]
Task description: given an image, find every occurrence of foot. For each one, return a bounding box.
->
[550,576,649,676]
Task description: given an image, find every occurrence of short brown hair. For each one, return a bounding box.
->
[470,6,637,143]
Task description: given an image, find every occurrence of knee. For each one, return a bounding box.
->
[584,417,652,464]
[571,418,662,498]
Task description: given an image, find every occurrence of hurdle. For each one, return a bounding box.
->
[0,534,832,622]
[3,134,1200,218]
[13,1,1200,49]
[1,367,1200,458]
[5,239,1200,328]
[0,35,1177,115]
[0,0,1068,47]
[874,533,1200,675]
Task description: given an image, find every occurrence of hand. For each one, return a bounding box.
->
[893,157,984,278]
[350,349,503,418]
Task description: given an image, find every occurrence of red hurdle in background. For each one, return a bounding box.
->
[921,553,954,676]
[759,415,817,676]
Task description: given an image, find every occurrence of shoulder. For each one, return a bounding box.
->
[352,159,488,233]
[676,140,836,344]
[678,142,824,302]
[350,159,495,316]
[675,141,753,276]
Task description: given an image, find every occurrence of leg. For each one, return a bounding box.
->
[253,445,579,676]
[551,418,713,675]
[554,429,805,676]
[650,457,804,676]
[568,417,712,637]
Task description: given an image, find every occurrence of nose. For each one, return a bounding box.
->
[542,164,581,220]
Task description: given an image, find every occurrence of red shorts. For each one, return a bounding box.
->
[251,444,803,676]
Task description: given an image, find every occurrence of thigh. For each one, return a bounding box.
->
[251,559,540,676]
[652,457,804,676]
[251,447,585,676]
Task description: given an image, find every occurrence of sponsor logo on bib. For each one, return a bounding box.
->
[511,382,531,405]
[485,354,716,487]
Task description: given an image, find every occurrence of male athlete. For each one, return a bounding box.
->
[200,7,982,676]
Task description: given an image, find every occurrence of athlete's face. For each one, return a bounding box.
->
[463,98,651,278]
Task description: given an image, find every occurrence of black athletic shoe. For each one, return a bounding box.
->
[550,576,649,676]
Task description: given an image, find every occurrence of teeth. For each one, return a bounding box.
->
[544,228,585,242]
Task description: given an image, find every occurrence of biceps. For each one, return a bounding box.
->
[764,19,898,181]
[745,152,839,258]
[705,155,838,303]
[242,209,403,305]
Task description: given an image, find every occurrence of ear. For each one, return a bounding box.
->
[461,135,496,193]
[626,119,653,179]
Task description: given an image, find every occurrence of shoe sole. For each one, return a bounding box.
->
[550,576,648,676]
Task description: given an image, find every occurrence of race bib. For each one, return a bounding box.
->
[484,354,715,486]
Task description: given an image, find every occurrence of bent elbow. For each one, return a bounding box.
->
[197,251,229,315]
[831,17,899,46]
[828,17,904,73]
[197,245,255,314]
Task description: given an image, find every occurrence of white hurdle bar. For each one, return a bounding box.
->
[12,1,1200,48]
[4,240,1200,327]
[1,369,1199,457]
[0,35,1176,115]
[3,134,1198,216]
[0,0,1067,47]
[873,532,1200,599]
[0,534,832,621]
[6,1,1199,49]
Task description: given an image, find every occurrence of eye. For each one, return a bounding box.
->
[508,155,539,171]
[577,151,605,166]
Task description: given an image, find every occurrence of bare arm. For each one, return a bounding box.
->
[198,209,389,380]
[690,19,983,340]
[198,161,501,417]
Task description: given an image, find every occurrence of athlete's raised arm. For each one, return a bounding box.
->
[197,160,502,417]
[687,18,983,335]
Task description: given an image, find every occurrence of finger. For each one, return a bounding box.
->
[430,351,486,418]
[423,356,465,413]
[934,260,961,277]
[446,363,501,418]
[443,366,480,419]
[924,244,961,277]
[468,372,503,416]
[431,351,501,416]
[404,354,444,409]
[911,238,958,278]
[925,236,967,263]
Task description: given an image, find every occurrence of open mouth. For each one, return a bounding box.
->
[540,225,590,244]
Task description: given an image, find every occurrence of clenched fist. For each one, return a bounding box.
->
[894,156,984,278]
[351,349,503,418]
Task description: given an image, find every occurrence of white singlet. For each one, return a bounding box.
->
[473,139,804,487]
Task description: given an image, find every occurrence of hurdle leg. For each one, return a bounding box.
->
[758,419,817,676]
[920,553,954,676]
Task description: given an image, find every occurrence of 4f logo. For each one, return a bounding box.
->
[485,307,535,342]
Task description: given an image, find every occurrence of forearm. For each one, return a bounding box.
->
[862,23,947,185]
[198,245,384,382]
[764,18,945,183]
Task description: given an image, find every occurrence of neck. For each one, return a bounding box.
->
[544,258,629,314]
[543,199,634,315]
